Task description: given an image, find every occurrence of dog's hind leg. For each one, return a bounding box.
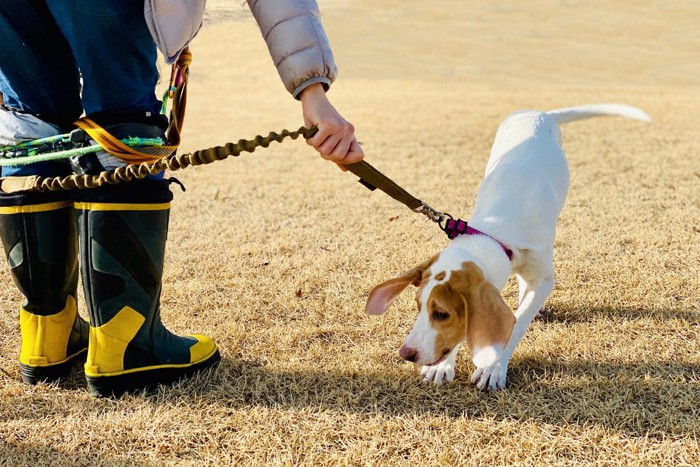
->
[518,273,549,319]
[517,274,528,306]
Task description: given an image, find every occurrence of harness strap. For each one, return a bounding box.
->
[72,48,192,165]
[443,218,514,261]
[74,118,174,163]
[164,48,191,147]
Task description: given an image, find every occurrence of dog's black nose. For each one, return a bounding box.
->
[399,346,418,362]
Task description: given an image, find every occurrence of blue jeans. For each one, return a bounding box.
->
[0,0,161,177]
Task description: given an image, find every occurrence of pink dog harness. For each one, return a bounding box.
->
[443,218,514,261]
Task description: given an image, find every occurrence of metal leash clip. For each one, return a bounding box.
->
[414,203,449,225]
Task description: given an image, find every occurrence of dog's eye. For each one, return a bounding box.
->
[432,310,450,321]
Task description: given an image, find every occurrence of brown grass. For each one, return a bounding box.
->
[1,1,699,465]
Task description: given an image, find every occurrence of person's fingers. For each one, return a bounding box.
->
[318,133,344,158]
[306,124,333,149]
[339,139,364,164]
[333,139,363,170]
[326,134,353,161]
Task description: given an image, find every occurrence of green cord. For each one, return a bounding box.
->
[0,137,165,167]
[0,133,70,151]
[160,87,176,115]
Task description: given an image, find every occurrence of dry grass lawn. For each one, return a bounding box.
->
[1,0,699,465]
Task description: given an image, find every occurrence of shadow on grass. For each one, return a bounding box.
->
[193,354,700,438]
[3,306,698,441]
[188,305,700,438]
[539,304,700,324]
[0,441,96,466]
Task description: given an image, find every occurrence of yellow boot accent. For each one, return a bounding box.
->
[188,335,219,363]
[0,200,72,215]
[84,306,144,377]
[19,296,84,367]
[84,307,220,397]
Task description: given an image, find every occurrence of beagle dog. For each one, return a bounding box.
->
[366,104,650,391]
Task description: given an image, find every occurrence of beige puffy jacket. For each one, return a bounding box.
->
[145,0,337,99]
[247,0,338,98]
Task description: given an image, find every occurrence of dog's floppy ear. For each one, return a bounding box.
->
[465,280,516,367]
[365,255,438,315]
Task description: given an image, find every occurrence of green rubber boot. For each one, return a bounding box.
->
[75,180,220,397]
[0,190,89,384]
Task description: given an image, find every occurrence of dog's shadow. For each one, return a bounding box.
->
[184,305,700,439]
[198,358,699,438]
[6,306,697,440]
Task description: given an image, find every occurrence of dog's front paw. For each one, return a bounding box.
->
[470,360,508,391]
[420,359,456,385]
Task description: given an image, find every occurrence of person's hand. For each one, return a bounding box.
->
[300,83,364,168]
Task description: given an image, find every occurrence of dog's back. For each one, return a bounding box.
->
[470,104,650,253]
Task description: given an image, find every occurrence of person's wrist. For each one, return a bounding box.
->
[299,83,326,103]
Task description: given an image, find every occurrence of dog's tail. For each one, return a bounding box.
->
[547,104,651,125]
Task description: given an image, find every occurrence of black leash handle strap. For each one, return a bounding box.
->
[307,126,443,219]
[340,160,449,227]
[341,161,424,211]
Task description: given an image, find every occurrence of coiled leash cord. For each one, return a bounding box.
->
[2,126,318,192]
[0,123,457,235]
[0,47,462,238]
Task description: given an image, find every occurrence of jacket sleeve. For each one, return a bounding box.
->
[247,0,338,99]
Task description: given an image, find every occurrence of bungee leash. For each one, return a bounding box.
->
[0,48,473,241]
[0,122,463,237]
[0,126,319,192]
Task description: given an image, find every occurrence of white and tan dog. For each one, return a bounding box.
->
[366,104,650,391]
